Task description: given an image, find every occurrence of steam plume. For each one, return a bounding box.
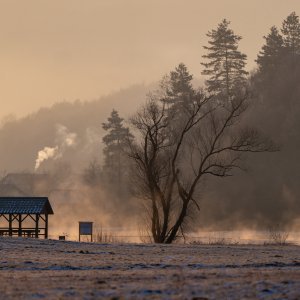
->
[35,146,59,170]
[34,124,77,171]
[55,124,77,148]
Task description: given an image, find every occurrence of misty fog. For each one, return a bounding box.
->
[1,4,300,240]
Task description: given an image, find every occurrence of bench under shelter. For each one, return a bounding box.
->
[0,197,54,239]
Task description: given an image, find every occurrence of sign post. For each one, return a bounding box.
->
[79,221,93,242]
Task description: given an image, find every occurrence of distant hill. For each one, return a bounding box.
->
[0,84,149,172]
[1,74,300,231]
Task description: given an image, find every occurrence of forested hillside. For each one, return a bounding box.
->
[0,84,148,172]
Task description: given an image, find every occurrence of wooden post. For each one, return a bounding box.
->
[91,222,93,242]
[18,214,22,237]
[45,214,48,239]
[9,214,12,236]
[35,214,39,238]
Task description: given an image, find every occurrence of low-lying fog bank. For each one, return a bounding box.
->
[46,228,300,246]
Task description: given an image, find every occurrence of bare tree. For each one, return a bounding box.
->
[127,90,276,244]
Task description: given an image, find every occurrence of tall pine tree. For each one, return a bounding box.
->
[201,19,248,99]
[282,12,300,57]
[102,109,132,190]
[256,12,300,79]
[162,63,195,111]
[256,26,284,74]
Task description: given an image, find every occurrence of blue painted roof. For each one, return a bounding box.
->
[0,197,54,214]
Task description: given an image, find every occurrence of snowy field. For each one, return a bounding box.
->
[1,237,300,299]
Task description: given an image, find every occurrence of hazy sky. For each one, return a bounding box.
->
[0,0,299,120]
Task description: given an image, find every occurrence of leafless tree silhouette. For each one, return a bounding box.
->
[128,90,277,243]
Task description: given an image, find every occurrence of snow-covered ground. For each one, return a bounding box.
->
[1,237,300,299]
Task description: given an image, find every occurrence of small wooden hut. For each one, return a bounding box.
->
[0,197,53,239]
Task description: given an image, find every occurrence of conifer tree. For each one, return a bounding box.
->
[160,63,198,124]
[256,12,300,78]
[102,109,132,189]
[256,26,284,73]
[164,63,194,105]
[281,12,300,57]
[201,19,248,99]
[160,63,196,118]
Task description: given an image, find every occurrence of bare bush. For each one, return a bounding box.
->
[267,227,289,245]
[189,233,239,245]
[95,229,119,243]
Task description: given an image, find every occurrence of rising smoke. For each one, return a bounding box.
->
[34,124,77,171]
[35,146,59,170]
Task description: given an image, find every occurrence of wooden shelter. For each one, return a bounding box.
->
[0,197,53,239]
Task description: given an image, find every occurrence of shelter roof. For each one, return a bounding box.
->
[0,197,54,214]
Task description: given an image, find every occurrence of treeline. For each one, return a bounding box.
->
[85,12,300,241]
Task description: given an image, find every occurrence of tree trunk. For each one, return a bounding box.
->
[165,200,189,244]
